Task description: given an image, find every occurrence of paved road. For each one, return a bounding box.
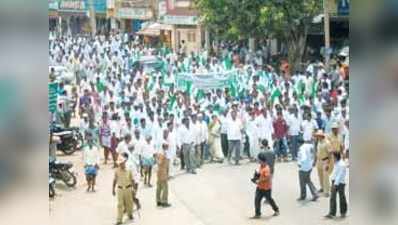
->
[50,148,349,225]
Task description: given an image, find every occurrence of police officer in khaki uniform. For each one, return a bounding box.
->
[314,130,333,197]
[328,123,344,159]
[112,154,134,225]
[156,143,171,207]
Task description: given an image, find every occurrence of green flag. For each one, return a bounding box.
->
[270,87,282,103]
[311,81,318,98]
[223,53,233,70]
[195,89,205,101]
[298,94,306,106]
[257,84,266,93]
[185,81,192,95]
[167,94,177,111]
[145,77,155,92]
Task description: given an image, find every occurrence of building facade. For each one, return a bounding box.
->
[112,0,157,33]
[160,0,203,53]
[57,0,89,35]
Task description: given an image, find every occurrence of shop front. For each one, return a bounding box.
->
[115,1,153,33]
[137,22,173,47]
[58,0,89,36]
[162,14,202,53]
[94,0,109,34]
[49,0,59,32]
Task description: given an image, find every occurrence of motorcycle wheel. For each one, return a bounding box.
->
[49,185,55,198]
[61,170,77,187]
[62,146,77,155]
[75,135,84,150]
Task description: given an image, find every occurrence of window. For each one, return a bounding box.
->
[187,31,195,42]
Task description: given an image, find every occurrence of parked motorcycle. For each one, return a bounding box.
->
[49,157,77,188]
[51,125,83,155]
[49,174,56,198]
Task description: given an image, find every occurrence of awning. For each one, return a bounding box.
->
[137,22,173,36]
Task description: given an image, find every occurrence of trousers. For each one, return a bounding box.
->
[182,144,196,172]
[156,180,168,204]
[298,170,318,199]
[329,183,348,216]
[316,159,332,194]
[228,140,241,164]
[117,188,133,223]
[254,188,279,216]
[221,133,229,157]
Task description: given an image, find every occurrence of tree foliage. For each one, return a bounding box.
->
[194,0,323,71]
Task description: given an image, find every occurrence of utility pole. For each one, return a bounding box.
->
[323,0,331,71]
[89,0,97,37]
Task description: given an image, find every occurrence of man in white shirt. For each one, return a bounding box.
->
[83,133,100,192]
[256,109,274,148]
[178,117,196,174]
[166,122,178,177]
[301,113,318,143]
[325,152,348,219]
[297,140,318,201]
[227,110,243,165]
[219,110,229,158]
[245,111,260,161]
[287,108,301,160]
[191,114,202,168]
[198,114,209,167]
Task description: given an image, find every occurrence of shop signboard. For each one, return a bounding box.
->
[59,0,86,12]
[48,0,59,10]
[94,0,107,14]
[163,15,198,25]
[116,7,153,20]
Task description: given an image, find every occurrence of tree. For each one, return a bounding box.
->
[194,0,322,73]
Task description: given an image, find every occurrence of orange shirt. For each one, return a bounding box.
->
[257,165,272,190]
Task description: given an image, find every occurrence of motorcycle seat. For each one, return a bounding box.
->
[53,131,73,136]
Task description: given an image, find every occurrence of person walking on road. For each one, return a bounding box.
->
[273,111,288,162]
[227,110,243,165]
[179,117,196,174]
[297,140,319,201]
[112,155,135,225]
[314,129,333,197]
[156,143,171,207]
[83,133,100,192]
[250,152,280,219]
[325,152,348,219]
[246,111,260,162]
[260,139,275,175]
[208,114,224,163]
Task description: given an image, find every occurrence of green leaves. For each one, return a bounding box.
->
[196,0,321,40]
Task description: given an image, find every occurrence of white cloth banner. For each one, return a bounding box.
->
[176,70,238,90]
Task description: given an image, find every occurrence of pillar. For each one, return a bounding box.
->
[171,25,177,52]
[66,16,72,36]
[110,17,117,30]
[58,16,62,36]
[89,0,97,37]
[120,19,126,32]
[323,0,331,71]
[196,25,202,52]
[205,28,210,51]
[249,38,256,52]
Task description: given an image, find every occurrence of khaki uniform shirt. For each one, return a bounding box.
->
[157,154,169,182]
[317,139,331,161]
[328,134,343,153]
[115,167,133,187]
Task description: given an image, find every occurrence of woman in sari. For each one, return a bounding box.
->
[208,115,224,163]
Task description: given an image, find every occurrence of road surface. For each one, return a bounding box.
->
[49,149,349,225]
